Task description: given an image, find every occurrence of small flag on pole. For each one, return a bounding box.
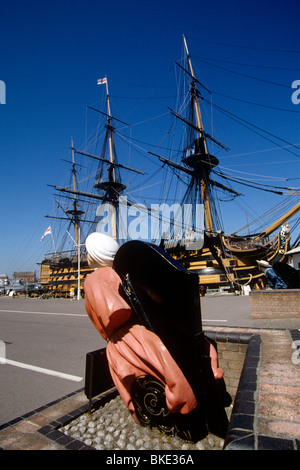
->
[97,77,107,85]
[41,226,52,241]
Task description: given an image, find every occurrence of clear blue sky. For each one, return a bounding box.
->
[0,0,299,277]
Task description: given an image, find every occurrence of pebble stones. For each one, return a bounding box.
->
[61,395,226,451]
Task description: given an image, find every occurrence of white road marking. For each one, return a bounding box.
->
[0,310,225,380]
[202,319,227,322]
[1,357,83,382]
[0,310,227,322]
[0,309,87,317]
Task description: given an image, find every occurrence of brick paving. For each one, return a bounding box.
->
[257,329,300,444]
[0,389,90,450]
[216,327,300,450]
[1,326,300,450]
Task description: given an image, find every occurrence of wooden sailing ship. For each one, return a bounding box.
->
[39,38,300,296]
[148,36,299,291]
[39,77,144,296]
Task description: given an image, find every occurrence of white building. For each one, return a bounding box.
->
[0,274,9,286]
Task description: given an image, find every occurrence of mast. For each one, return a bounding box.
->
[183,36,208,154]
[93,77,126,242]
[106,78,117,241]
[50,78,144,246]
[72,138,80,246]
[105,78,116,182]
[149,37,231,240]
[48,76,160,253]
[182,35,215,232]
[65,138,85,247]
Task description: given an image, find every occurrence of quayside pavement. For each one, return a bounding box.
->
[0,294,299,450]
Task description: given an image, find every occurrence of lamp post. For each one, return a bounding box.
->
[66,229,82,300]
[77,227,81,300]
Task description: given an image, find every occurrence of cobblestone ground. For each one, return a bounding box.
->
[61,395,231,450]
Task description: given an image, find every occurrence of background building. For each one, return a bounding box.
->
[13,271,37,284]
[0,274,9,286]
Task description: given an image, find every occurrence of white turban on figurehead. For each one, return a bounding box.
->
[85,232,119,268]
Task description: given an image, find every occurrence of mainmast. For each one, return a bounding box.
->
[183,36,208,154]
[149,37,233,238]
[182,35,216,232]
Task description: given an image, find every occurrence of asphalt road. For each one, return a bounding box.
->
[0,294,299,426]
[201,293,300,330]
[0,297,105,426]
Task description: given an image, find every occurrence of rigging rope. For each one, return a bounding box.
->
[201,97,300,157]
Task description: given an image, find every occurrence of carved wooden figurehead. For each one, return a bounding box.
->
[113,240,230,440]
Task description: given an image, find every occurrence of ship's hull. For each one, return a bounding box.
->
[39,228,291,296]
[165,229,291,292]
[39,254,92,297]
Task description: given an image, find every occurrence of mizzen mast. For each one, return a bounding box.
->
[66,138,84,247]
